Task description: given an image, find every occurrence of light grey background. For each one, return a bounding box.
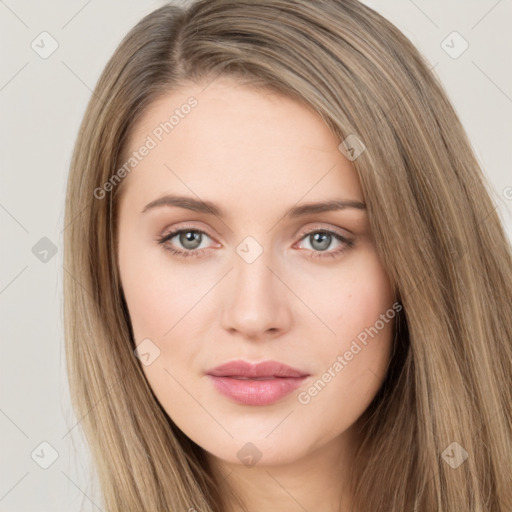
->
[1,1,510,511]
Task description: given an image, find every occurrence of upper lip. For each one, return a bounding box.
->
[207,360,309,378]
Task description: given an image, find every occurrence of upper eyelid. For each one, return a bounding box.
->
[161,225,216,242]
[296,223,351,238]
[162,220,351,238]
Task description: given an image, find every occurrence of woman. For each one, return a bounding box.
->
[63,0,512,510]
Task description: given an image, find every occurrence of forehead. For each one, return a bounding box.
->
[118,77,363,214]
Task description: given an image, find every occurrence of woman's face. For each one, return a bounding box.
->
[117,77,396,468]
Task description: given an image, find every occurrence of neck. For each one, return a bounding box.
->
[209,425,360,512]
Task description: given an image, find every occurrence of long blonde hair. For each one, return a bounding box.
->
[63,1,512,510]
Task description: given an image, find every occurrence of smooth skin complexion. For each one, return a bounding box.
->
[117,77,396,512]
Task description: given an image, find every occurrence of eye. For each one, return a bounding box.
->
[295,229,354,259]
[157,226,216,259]
[157,225,354,260]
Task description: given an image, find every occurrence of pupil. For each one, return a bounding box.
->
[311,232,331,251]
[180,231,201,249]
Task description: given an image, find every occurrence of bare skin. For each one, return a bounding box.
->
[116,77,395,511]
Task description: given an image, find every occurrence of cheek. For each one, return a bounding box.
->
[295,249,395,412]
[303,246,394,344]
[338,251,395,377]
[118,233,214,391]
[120,261,171,341]
[118,228,203,342]
[118,242,205,412]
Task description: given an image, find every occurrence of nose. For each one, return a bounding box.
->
[220,247,293,340]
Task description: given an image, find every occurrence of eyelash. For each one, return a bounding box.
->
[156,225,354,260]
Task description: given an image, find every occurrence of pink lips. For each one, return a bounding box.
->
[206,360,309,406]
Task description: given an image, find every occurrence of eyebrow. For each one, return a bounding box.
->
[141,194,366,218]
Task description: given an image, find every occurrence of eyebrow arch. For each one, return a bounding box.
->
[141,194,366,218]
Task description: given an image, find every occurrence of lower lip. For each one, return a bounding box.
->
[208,375,307,406]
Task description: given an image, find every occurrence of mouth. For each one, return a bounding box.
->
[206,360,310,406]
[229,376,280,380]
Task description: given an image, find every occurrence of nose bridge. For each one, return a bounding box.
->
[220,235,292,337]
[233,236,279,307]
[235,244,274,295]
